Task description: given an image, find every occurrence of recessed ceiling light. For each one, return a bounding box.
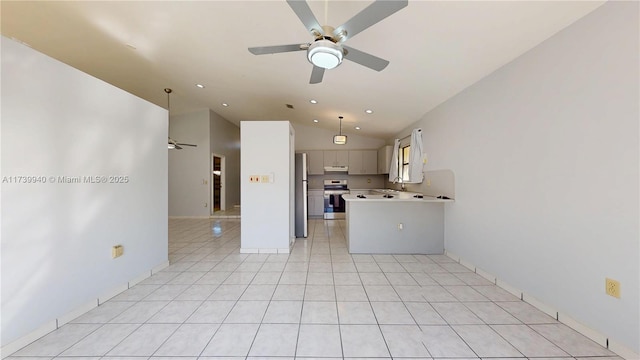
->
[309,99,318,104]
[313,119,319,123]
[195,84,205,89]
[222,103,229,107]
[355,126,361,130]
[365,109,373,114]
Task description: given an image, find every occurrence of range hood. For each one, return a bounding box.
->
[324,166,349,173]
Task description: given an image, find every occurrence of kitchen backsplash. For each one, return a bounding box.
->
[308,174,385,190]
[385,169,455,199]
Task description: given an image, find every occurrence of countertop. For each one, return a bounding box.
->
[342,192,453,203]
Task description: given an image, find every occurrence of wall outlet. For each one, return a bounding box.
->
[260,175,269,183]
[426,178,431,187]
[397,223,403,230]
[249,175,259,183]
[605,278,620,298]
[112,245,124,259]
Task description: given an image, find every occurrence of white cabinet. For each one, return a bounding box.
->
[323,150,349,167]
[306,150,324,175]
[348,150,378,174]
[308,190,324,217]
[378,145,394,174]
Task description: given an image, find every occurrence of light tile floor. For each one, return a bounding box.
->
[210,207,241,219]
[8,218,622,359]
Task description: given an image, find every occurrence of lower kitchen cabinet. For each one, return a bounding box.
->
[308,190,324,217]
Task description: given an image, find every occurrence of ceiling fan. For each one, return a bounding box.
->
[248,0,408,84]
[165,88,197,150]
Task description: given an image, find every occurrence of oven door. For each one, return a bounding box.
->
[323,191,348,219]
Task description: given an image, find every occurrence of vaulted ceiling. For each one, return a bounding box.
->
[1,1,604,139]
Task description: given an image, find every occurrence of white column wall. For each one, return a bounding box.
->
[240,121,293,252]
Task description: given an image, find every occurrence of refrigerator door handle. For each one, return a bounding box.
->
[303,181,308,237]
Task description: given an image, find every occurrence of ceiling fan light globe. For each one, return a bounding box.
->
[307,40,343,69]
[168,143,176,149]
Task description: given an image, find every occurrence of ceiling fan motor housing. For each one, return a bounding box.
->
[307,39,344,69]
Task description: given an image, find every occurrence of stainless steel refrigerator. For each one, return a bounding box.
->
[295,153,308,238]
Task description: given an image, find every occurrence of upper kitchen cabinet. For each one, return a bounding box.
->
[348,150,378,175]
[378,145,394,174]
[324,150,349,167]
[306,150,324,175]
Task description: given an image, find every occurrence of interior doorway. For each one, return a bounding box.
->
[211,154,225,214]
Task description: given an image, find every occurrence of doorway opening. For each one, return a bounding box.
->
[211,154,225,214]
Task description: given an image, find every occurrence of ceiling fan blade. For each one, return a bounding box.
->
[286,0,323,35]
[174,144,183,150]
[333,0,408,42]
[249,44,306,55]
[309,66,325,84]
[343,45,389,71]
[176,143,197,147]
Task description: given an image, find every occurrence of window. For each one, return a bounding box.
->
[400,145,410,182]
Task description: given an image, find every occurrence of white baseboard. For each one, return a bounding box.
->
[57,299,98,327]
[475,267,496,284]
[522,292,558,319]
[609,339,640,360]
[444,252,639,360]
[98,283,129,305]
[0,260,169,358]
[459,257,476,272]
[168,216,210,219]
[558,311,607,348]
[0,319,57,359]
[152,260,170,274]
[128,270,152,288]
[495,278,523,300]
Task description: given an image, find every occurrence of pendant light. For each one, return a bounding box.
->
[333,116,347,145]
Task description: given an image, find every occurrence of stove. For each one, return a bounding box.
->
[323,180,349,219]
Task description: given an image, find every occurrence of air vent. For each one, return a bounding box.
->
[286,104,295,109]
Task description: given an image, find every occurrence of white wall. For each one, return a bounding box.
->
[1,37,168,348]
[210,110,241,208]
[241,121,294,252]
[168,109,240,216]
[168,110,211,217]
[397,2,639,354]
[293,123,385,150]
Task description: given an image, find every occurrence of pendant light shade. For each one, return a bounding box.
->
[333,116,347,145]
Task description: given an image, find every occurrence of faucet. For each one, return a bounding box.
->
[391,176,406,191]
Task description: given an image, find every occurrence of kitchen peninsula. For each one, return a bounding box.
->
[343,191,452,254]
